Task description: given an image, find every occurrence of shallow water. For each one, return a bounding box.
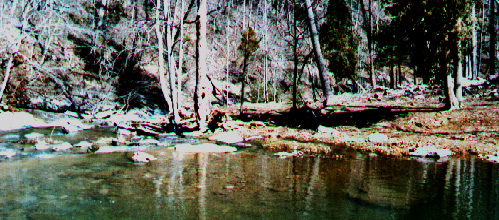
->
[0,128,498,219]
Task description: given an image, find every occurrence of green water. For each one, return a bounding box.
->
[0,128,498,219]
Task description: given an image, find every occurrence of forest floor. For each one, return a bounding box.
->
[205,89,499,158]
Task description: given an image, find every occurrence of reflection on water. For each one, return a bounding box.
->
[1,146,499,219]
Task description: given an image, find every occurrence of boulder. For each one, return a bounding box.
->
[209,131,244,144]
[367,133,388,142]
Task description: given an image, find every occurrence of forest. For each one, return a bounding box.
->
[0,0,498,132]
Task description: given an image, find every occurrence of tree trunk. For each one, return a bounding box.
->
[292,2,298,110]
[490,0,497,78]
[155,0,173,117]
[304,0,334,105]
[390,47,396,89]
[195,0,211,132]
[472,2,478,80]
[359,0,375,88]
[239,55,248,115]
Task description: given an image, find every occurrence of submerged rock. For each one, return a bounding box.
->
[126,152,157,163]
[209,131,244,144]
[175,143,237,153]
[274,151,303,158]
[409,146,454,158]
[484,152,499,163]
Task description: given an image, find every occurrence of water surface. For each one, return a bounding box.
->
[0,129,498,219]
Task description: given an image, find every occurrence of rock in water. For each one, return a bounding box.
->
[208,131,244,144]
[126,152,157,163]
[175,143,237,153]
[367,133,388,142]
[409,146,454,158]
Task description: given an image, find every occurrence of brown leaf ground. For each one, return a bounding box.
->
[206,93,499,158]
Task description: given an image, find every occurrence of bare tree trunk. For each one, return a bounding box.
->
[155,0,173,117]
[239,55,248,115]
[490,0,497,78]
[454,42,463,106]
[472,2,478,80]
[390,47,396,89]
[195,0,211,132]
[443,40,460,110]
[304,0,334,105]
[360,0,375,88]
[176,0,185,120]
[292,1,298,110]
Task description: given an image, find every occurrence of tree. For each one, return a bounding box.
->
[304,0,334,105]
[490,0,497,78]
[238,27,260,115]
[320,0,358,81]
[194,0,211,132]
[155,0,174,119]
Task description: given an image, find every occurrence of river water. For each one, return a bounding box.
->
[0,127,498,219]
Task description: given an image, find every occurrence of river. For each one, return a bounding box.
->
[0,127,498,219]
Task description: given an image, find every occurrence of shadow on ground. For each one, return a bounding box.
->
[238,105,443,130]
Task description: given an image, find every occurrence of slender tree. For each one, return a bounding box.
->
[238,27,260,115]
[490,0,497,78]
[304,0,334,105]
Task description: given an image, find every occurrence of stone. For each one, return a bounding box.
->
[409,146,454,158]
[0,112,46,131]
[317,125,340,135]
[126,152,157,163]
[35,141,52,151]
[175,143,237,153]
[209,131,244,144]
[0,148,17,158]
[274,151,303,158]
[367,133,388,142]
[1,134,21,142]
[138,139,160,146]
[52,142,73,151]
[24,132,44,139]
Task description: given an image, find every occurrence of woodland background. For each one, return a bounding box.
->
[0,0,498,128]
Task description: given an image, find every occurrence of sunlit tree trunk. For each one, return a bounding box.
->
[471,2,478,80]
[304,0,334,105]
[155,0,173,118]
[454,50,463,104]
[444,41,460,110]
[360,0,375,88]
[292,1,298,110]
[195,0,211,132]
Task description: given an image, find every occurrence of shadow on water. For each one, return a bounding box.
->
[238,105,443,130]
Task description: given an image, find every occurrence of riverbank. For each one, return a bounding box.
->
[1,89,498,159]
[204,92,499,158]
